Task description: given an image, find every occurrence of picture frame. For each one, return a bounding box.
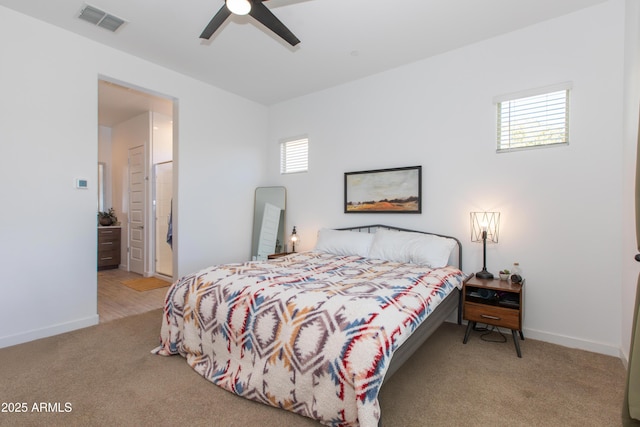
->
[344,166,422,213]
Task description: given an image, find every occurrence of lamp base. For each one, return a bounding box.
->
[475,269,494,280]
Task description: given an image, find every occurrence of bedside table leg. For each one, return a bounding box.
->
[511,330,522,358]
[518,330,525,340]
[463,321,475,344]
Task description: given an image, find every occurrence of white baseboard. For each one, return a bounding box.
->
[450,317,624,361]
[0,315,99,349]
[523,327,621,358]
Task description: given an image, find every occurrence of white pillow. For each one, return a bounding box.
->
[368,229,456,268]
[314,228,375,257]
[408,233,457,268]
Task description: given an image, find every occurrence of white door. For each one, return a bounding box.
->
[129,145,145,275]
[256,203,281,261]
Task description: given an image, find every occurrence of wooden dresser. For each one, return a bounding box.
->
[98,226,121,270]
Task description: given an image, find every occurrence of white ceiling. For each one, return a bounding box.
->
[1,0,607,123]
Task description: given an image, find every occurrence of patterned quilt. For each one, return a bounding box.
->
[153,251,465,426]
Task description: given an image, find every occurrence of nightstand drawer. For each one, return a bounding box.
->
[464,302,520,330]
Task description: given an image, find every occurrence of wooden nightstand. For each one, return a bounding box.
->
[462,274,525,357]
[267,252,293,259]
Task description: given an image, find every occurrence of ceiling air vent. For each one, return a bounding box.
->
[78,4,126,32]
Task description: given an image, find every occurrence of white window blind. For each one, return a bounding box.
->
[280,138,308,174]
[495,83,570,152]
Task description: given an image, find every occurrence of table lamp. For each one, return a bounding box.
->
[470,212,500,279]
[290,226,298,252]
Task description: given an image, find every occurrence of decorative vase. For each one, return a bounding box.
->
[99,217,112,226]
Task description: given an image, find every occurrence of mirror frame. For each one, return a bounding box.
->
[251,186,286,260]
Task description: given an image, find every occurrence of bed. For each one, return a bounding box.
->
[153,225,465,427]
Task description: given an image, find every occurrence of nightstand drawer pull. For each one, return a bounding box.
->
[481,314,501,321]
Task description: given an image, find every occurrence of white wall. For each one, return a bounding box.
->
[0,5,267,348]
[152,112,173,165]
[268,1,628,356]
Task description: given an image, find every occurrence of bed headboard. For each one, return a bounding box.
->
[335,224,463,270]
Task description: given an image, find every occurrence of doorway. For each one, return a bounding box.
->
[97,78,176,317]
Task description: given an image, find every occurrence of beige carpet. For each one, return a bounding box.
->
[0,310,626,427]
[121,277,171,291]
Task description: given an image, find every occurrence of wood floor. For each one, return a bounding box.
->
[97,269,170,323]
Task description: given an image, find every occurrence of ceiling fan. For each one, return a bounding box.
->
[200,0,300,46]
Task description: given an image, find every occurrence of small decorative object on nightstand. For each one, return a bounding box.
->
[463,274,525,357]
[511,262,523,283]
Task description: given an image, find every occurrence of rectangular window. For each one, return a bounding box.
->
[280,137,308,174]
[495,83,570,152]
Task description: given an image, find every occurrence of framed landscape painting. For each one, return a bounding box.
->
[344,166,422,213]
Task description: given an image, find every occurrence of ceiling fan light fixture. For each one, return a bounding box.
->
[200,0,300,46]
[226,0,251,16]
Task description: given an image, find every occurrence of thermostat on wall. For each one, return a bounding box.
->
[76,178,88,189]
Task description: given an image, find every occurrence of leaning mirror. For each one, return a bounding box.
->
[251,187,286,261]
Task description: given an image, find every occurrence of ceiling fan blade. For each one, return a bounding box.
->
[249,1,300,46]
[200,5,232,39]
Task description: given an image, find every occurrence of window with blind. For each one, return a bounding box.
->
[495,83,571,152]
[280,137,308,174]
